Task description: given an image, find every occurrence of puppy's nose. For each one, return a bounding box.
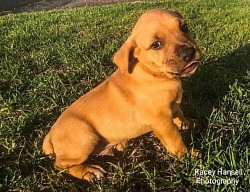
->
[178,46,196,62]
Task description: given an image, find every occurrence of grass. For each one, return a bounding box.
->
[0,0,249,191]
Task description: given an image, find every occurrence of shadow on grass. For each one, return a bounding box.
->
[183,43,250,114]
[182,43,250,145]
[1,44,249,190]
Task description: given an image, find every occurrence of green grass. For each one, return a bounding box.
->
[0,0,249,191]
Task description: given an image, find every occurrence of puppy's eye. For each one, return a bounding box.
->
[181,23,189,33]
[151,41,163,50]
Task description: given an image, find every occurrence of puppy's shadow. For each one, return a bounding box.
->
[181,44,250,149]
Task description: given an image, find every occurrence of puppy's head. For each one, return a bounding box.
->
[113,8,202,78]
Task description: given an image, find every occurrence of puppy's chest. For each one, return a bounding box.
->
[134,82,181,106]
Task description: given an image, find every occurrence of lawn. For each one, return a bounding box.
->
[0,0,249,191]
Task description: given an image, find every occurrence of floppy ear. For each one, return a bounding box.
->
[113,36,137,74]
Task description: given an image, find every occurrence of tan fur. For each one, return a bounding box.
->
[43,8,202,181]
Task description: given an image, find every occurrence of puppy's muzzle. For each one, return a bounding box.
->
[177,45,196,62]
[175,44,201,77]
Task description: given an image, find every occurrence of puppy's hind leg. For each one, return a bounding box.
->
[53,126,106,181]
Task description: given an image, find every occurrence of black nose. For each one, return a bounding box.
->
[178,46,196,62]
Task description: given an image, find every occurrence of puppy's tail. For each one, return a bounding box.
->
[42,131,54,158]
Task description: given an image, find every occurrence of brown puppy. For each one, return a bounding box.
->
[43,8,202,181]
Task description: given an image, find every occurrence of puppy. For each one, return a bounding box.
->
[43,8,202,181]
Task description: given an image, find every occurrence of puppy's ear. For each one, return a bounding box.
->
[113,36,137,74]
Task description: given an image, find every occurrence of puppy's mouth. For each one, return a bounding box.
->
[180,61,199,77]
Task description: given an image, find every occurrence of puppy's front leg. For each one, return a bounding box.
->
[152,119,187,158]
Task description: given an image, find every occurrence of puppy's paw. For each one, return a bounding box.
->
[82,164,107,182]
[180,119,199,131]
[63,163,107,182]
[115,141,128,152]
[189,148,202,159]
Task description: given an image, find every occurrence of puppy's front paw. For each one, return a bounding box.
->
[115,141,128,152]
[189,148,202,159]
[180,119,199,131]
